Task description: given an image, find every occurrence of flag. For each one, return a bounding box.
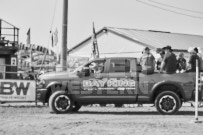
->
[51,31,54,47]
[51,28,58,47]
[26,28,31,45]
[92,22,99,59]
[51,28,59,63]
[53,28,58,46]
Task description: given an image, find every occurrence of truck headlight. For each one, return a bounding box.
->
[37,79,46,88]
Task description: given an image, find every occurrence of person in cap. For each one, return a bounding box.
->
[187,47,200,72]
[96,63,104,73]
[90,62,104,74]
[140,47,155,74]
[177,52,186,73]
[160,45,177,74]
[156,50,165,71]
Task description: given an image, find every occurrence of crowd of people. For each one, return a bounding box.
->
[88,45,203,75]
[140,45,203,74]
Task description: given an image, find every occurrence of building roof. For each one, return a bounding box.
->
[68,27,203,53]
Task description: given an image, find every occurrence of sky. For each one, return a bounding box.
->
[0,0,203,52]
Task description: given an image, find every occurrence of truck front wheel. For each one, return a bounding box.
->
[155,91,181,115]
[49,91,73,114]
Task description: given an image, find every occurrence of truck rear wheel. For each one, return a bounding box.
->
[155,91,181,115]
[49,91,73,114]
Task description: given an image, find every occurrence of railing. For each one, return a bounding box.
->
[0,64,72,80]
[0,64,37,80]
[0,19,19,46]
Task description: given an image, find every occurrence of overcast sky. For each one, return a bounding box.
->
[0,0,203,50]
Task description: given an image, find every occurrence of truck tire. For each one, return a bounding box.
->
[49,91,73,114]
[72,104,82,112]
[155,91,181,115]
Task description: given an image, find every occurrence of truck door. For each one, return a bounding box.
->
[74,59,108,101]
[106,58,138,103]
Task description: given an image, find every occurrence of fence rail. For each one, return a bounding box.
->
[0,64,72,80]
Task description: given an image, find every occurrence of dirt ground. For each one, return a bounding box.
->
[0,103,203,135]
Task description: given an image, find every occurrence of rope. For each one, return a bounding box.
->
[136,0,203,19]
[39,0,58,72]
[149,0,203,14]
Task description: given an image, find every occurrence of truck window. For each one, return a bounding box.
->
[85,60,105,75]
[109,59,130,73]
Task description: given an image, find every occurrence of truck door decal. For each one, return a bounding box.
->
[82,78,136,91]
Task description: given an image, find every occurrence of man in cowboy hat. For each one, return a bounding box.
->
[160,45,177,74]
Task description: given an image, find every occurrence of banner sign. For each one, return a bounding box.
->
[0,80,36,102]
[33,54,55,61]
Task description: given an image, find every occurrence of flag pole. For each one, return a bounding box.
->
[94,23,99,58]
[92,22,99,59]
[26,28,33,72]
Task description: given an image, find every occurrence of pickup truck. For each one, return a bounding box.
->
[37,57,203,115]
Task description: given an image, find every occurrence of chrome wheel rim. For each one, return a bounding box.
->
[159,95,176,113]
[54,95,70,112]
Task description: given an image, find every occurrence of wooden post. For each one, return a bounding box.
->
[61,0,68,71]
[0,19,2,40]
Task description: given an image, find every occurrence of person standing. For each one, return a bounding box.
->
[187,47,200,72]
[156,50,165,71]
[160,46,177,74]
[177,52,186,73]
[140,47,155,74]
[194,47,203,71]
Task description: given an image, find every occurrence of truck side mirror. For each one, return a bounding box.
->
[77,67,90,77]
[76,70,83,77]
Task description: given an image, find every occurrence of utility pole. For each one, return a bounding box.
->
[0,20,2,40]
[61,0,68,71]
